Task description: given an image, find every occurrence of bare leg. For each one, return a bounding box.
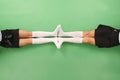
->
[82,38,95,45]
[19,30,32,38]
[83,30,95,38]
[19,39,32,46]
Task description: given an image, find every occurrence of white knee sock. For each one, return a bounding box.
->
[58,38,83,48]
[32,31,54,37]
[32,38,60,48]
[58,25,83,37]
[32,25,60,37]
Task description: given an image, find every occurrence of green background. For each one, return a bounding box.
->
[0,0,120,80]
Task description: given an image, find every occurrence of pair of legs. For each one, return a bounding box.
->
[19,29,96,47]
[19,30,32,46]
[82,30,95,45]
